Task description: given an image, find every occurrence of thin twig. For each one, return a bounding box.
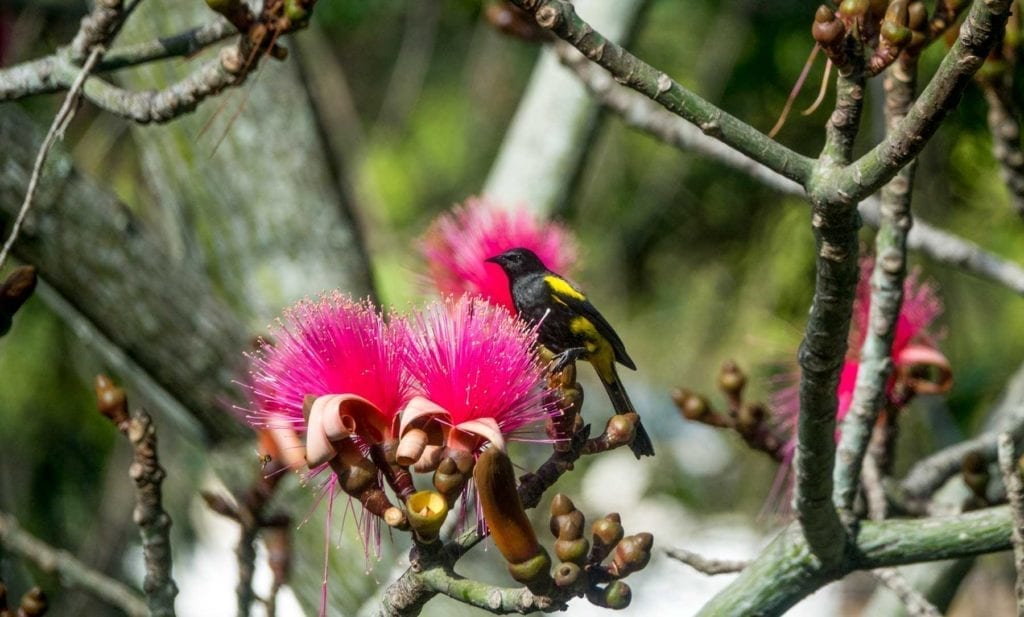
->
[862,451,889,521]
[664,547,747,575]
[0,511,147,617]
[96,376,178,617]
[0,47,100,271]
[872,567,943,617]
[998,432,1024,616]
[97,19,236,72]
[979,76,1024,219]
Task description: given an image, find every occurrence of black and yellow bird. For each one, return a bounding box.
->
[486,247,655,458]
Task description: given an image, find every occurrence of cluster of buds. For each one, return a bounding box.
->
[812,0,959,76]
[469,455,655,611]
[549,495,652,609]
[0,583,47,617]
[672,361,788,462]
[204,0,319,64]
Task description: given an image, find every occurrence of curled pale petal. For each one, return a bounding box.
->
[314,394,361,442]
[895,344,953,395]
[451,418,506,452]
[396,428,428,467]
[398,395,450,437]
[261,425,306,470]
[402,295,557,448]
[305,399,336,467]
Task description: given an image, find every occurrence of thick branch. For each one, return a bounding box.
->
[0,512,147,617]
[840,0,1014,200]
[0,105,250,441]
[506,0,815,187]
[697,506,1013,616]
[794,69,867,567]
[834,56,919,517]
[998,433,1024,615]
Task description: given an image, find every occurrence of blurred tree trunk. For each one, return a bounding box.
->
[116,0,375,326]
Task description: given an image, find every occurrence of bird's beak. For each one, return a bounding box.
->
[484,256,501,265]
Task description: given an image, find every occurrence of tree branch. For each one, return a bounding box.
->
[0,511,147,617]
[97,18,235,72]
[697,506,1013,616]
[664,548,747,575]
[96,376,177,617]
[505,0,815,188]
[901,362,1024,501]
[794,67,867,566]
[834,54,919,518]
[871,567,943,617]
[840,0,1014,200]
[999,432,1024,615]
[0,19,236,101]
[0,105,251,441]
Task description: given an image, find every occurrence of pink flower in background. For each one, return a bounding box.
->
[420,196,578,311]
[400,294,557,452]
[769,258,952,508]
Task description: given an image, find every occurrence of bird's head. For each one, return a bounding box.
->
[485,247,548,276]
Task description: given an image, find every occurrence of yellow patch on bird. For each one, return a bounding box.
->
[544,276,586,301]
[569,316,616,382]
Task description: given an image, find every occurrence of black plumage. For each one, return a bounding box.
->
[487,247,655,458]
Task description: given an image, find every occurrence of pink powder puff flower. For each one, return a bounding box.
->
[398,294,558,455]
[768,257,952,509]
[248,293,412,453]
[247,293,413,562]
[420,196,578,312]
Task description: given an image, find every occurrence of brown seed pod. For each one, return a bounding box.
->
[474,447,552,593]
[590,513,624,564]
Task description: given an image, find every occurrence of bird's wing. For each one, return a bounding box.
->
[542,275,637,370]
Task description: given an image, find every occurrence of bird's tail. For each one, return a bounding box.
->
[599,365,655,459]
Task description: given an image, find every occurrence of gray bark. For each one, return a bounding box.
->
[0,104,248,441]
[116,0,375,323]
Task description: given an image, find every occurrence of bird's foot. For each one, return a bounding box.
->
[551,348,586,373]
